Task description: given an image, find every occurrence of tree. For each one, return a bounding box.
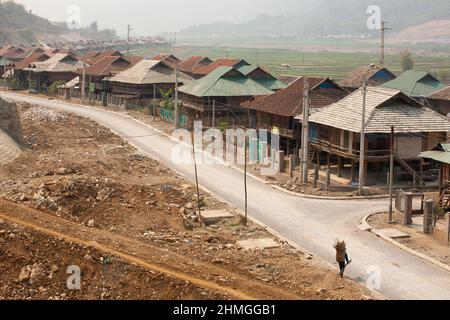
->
[159,89,174,111]
[89,21,98,32]
[400,50,414,72]
[48,81,65,96]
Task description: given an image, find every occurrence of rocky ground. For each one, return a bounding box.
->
[0,102,378,300]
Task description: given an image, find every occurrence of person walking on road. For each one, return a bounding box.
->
[334,240,352,278]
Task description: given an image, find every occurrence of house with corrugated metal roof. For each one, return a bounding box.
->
[152,54,181,69]
[104,59,192,99]
[179,66,273,128]
[178,56,212,79]
[383,70,446,98]
[237,65,287,91]
[421,143,450,196]
[242,76,349,155]
[82,55,141,94]
[307,86,450,187]
[24,53,84,91]
[0,46,26,82]
[2,52,51,89]
[423,86,450,116]
[338,65,396,91]
[194,59,250,77]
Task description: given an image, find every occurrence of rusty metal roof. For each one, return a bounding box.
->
[338,65,396,89]
[429,86,450,100]
[84,56,133,77]
[242,77,348,117]
[194,59,249,76]
[178,56,212,74]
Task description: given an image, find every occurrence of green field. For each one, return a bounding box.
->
[134,42,450,82]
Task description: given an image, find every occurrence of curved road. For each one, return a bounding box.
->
[3,92,450,300]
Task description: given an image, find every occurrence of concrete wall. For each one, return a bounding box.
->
[0,96,23,145]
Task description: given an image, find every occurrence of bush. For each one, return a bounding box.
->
[400,50,414,72]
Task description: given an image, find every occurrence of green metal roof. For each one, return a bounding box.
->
[420,143,450,164]
[0,57,10,67]
[383,70,446,97]
[179,66,274,97]
[237,65,287,91]
[237,65,258,75]
[254,78,287,91]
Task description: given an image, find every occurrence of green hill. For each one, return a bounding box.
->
[0,1,117,45]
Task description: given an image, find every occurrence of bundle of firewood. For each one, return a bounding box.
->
[333,239,346,252]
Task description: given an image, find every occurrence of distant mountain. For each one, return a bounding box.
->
[180,0,450,39]
[0,1,117,45]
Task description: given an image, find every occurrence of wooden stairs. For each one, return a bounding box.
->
[396,156,425,186]
[438,190,450,210]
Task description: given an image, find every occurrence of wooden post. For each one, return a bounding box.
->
[327,142,331,170]
[316,148,321,170]
[324,169,331,192]
[389,126,395,223]
[403,193,413,225]
[423,200,433,234]
[191,131,204,228]
[314,165,319,187]
[350,159,355,183]
[337,156,343,178]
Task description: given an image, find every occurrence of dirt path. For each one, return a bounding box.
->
[0,198,301,300]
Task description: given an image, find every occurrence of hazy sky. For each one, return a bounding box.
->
[14,0,307,36]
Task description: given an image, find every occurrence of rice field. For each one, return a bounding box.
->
[135,40,450,81]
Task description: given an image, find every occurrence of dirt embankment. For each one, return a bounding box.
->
[0,103,377,300]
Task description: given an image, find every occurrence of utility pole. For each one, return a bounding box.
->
[212,99,216,129]
[174,63,179,128]
[191,131,204,228]
[81,61,86,104]
[359,79,368,195]
[301,77,310,184]
[380,21,391,66]
[389,125,395,223]
[127,24,133,56]
[152,84,156,119]
[244,135,248,226]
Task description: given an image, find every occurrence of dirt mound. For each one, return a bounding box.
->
[21,106,68,123]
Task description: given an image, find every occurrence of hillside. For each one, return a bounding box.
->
[390,20,450,43]
[0,1,55,44]
[0,1,117,45]
[180,0,450,40]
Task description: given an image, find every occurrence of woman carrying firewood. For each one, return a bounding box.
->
[334,240,352,278]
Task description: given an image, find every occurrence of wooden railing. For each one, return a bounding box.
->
[310,137,391,159]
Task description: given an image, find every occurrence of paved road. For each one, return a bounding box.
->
[4,92,450,300]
